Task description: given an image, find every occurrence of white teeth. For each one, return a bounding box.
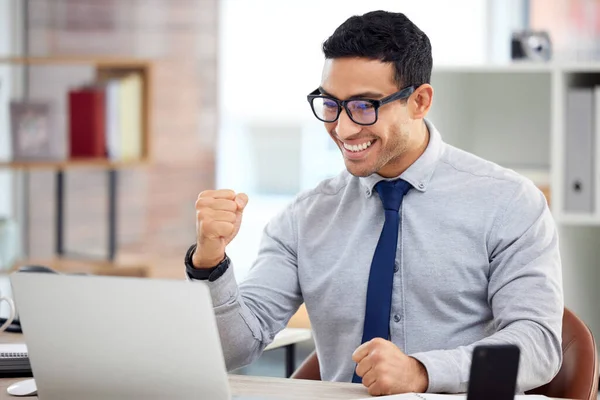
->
[343,141,372,153]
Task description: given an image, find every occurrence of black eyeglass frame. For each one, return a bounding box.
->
[306,85,415,126]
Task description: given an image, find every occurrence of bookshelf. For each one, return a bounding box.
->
[0,56,153,276]
[1,159,147,169]
[428,62,600,345]
[0,56,153,166]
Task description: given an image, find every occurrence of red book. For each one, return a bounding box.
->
[68,87,107,159]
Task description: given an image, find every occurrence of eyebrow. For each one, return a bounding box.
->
[318,86,385,100]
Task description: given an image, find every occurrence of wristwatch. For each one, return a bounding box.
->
[184,244,230,282]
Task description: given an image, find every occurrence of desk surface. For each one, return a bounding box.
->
[0,333,568,400]
[264,328,312,351]
[0,375,371,400]
[0,375,572,400]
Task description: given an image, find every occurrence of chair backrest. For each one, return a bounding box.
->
[292,308,599,400]
[290,348,320,380]
[527,308,598,400]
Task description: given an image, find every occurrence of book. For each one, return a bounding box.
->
[118,73,142,161]
[68,86,107,159]
[105,79,121,160]
[0,343,27,358]
[564,87,594,213]
[95,71,143,162]
[0,344,32,378]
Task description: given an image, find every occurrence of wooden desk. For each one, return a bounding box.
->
[0,375,370,400]
[0,374,572,400]
[0,333,568,400]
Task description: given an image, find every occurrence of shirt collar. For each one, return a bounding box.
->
[359,119,444,197]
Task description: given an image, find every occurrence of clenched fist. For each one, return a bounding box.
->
[353,338,429,396]
[192,189,248,269]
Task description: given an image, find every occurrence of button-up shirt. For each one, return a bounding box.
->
[195,120,563,393]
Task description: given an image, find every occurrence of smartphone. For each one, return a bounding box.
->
[466,344,520,400]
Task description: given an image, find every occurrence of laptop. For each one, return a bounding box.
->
[9,272,243,400]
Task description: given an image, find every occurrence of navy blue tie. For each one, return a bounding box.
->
[352,179,412,384]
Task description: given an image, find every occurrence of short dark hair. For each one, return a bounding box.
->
[322,10,432,89]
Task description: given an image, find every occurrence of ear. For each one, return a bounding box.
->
[409,84,433,119]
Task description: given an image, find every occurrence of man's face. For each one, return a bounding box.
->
[320,58,412,177]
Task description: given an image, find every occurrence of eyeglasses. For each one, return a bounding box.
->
[306,86,415,126]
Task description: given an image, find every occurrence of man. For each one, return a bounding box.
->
[184,10,563,396]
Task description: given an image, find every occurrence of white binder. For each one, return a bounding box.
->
[565,87,595,213]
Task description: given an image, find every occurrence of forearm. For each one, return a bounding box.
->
[195,266,267,371]
[411,319,562,393]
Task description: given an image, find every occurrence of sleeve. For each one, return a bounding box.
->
[188,201,304,371]
[411,180,563,394]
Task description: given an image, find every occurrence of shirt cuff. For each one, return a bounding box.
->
[190,263,238,307]
[410,350,462,394]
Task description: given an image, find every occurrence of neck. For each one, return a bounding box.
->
[378,121,430,178]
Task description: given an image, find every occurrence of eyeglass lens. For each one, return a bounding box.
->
[311,97,377,124]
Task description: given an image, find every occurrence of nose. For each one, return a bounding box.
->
[334,108,361,140]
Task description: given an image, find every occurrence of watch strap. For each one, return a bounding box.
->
[184,244,230,282]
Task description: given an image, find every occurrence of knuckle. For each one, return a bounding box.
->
[355,366,364,377]
[195,197,210,209]
[198,190,212,199]
[378,377,391,392]
[216,189,235,199]
[374,363,387,375]
[368,385,379,396]
[370,350,382,363]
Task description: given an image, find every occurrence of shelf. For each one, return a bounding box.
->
[10,257,152,278]
[0,158,149,170]
[432,62,600,74]
[556,214,600,226]
[560,63,600,73]
[433,63,554,74]
[0,56,156,285]
[0,56,151,69]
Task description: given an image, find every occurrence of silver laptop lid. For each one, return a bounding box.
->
[10,272,231,400]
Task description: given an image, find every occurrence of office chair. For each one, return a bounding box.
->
[291,308,599,400]
[527,308,598,400]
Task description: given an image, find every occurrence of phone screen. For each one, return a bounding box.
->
[466,344,520,400]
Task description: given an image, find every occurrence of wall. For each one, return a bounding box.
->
[218,0,489,124]
[18,0,218,273]
[0,0,13,218]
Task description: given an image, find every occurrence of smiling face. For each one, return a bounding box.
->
[320,57,428,178]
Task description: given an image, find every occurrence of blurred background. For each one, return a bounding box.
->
[1,0,600,382]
